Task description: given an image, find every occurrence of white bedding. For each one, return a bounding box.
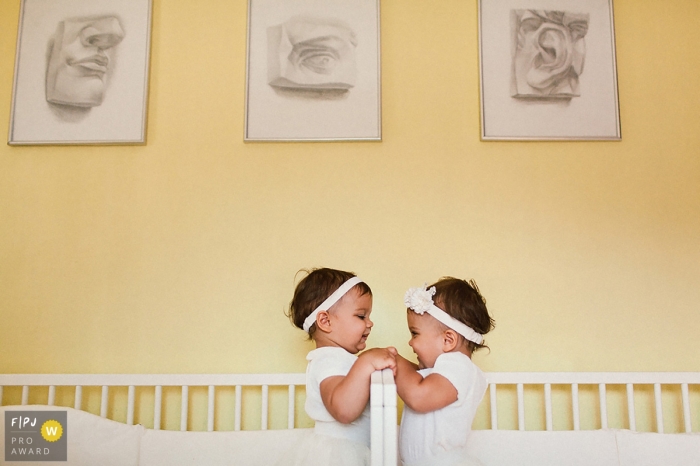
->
[3,405,700,466]
[1,405,142,466]
[139,428,312,466]
[466,429,620,466]
[0,405,312,466]
[615,430,700,466]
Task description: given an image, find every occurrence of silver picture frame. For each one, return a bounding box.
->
[478,0,621,141]
[244,0,381,142]
[8,0,153,145]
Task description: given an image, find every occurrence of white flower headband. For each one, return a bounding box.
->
[404,284,484,345]
[302,277,364,333]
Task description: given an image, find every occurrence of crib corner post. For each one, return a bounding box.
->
[370,370,384,466]
[382,369,397,466]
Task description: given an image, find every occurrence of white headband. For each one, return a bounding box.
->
[302,277,364,332]
[404,284,484,345]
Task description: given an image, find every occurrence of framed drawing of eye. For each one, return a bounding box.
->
[478,0,621,141]
[245,0,381,142]
[8,0,153,145]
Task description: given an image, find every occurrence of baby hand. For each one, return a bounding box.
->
[359,347,397,375]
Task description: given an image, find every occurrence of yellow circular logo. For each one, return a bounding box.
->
[41,420,63,442]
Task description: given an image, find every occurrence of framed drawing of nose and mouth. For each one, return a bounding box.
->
[8,0,153,145]
[478,0,621,141]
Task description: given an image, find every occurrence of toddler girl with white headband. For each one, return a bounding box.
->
[395,277,495,466]
[282,267,397,466]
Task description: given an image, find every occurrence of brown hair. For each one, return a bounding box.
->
[430,277,495,353]
[287,268,372,336]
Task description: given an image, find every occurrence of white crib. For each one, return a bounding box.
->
[0,371,394,465]
[1,373,308,431]
[374,371,700,466]
[2,371,699,465]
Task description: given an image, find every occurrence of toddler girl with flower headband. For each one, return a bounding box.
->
[395,277,495,466]
[282,267,397,466]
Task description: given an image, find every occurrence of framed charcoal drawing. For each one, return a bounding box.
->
[8,0,153,145]
[478,0,621,141]
[245,0,381,141]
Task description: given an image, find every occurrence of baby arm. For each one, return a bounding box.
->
[320,347,397,424]
[395,353,457,414]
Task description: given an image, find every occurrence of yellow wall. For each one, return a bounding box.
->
[1,0,699,382]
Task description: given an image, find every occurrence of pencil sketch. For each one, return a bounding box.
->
[511,9,589,100]
[267,16,357,99]
[46,14,125,120]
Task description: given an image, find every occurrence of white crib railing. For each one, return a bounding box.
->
[0,373,306,432]
[485,372,700,433]
[3,371,698,466]
[1,371,397,466]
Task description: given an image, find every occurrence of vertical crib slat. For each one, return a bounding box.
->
[572,384,580,431]
[154,386,162,430]
[235,385,242,431]
[626,384,636,432]
[21,386,29,405]
[517,384,525,431]
[287,384,295,429]
[654,383,663,433]
[599,384,608,429]
[544,383,553,431]
[207,385,215,432]
[180,386,189,431]
[48,386,56,406]
[100,386,109,418]
[127,386,135,426]
[489,383,498,430]
[74,386,82,410]
[261,385,269,430]
[681,383,691,433]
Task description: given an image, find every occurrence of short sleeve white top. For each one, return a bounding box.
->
[399,352,487,465]
[305,346,371,447]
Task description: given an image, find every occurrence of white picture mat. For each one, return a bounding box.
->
[479,0,620,140]
[245,0,381,141]
[9,0,152,145]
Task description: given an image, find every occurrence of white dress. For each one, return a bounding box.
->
[399,352,487,466]
[277,346,371,466]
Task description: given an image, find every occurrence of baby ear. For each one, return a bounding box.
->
[315,310,332,333]
[442,329,459,352]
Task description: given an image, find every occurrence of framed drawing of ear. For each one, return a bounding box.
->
[8,0,153,145]
[244,0,381,142]
[478,0,621,140]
